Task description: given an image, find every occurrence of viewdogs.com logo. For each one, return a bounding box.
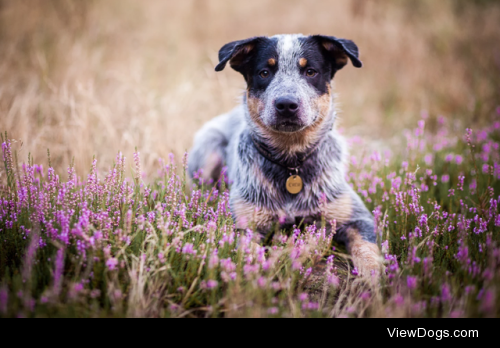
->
[387,328,478,340]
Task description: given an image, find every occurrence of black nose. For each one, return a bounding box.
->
[274,97,299,117]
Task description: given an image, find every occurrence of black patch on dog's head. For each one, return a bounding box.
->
[294,37,336,95]
[215,37,278,87]
[310,35,362,78]
[215,37,266,74]
[245,37,280,94]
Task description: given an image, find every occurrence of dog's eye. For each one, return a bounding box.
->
[306,69,317,77]
[259,70,270,79]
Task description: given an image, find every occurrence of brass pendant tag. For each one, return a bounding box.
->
[286,175,303,194]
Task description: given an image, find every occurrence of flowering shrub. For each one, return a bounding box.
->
[0,113,499,318]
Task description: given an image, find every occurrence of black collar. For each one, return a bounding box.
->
[250,135,321,171]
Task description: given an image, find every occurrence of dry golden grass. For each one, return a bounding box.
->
[1,0,499,177]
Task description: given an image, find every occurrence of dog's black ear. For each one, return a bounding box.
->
[215,37,266,73]
[312,35,363,73]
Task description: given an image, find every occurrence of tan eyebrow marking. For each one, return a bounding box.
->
[267,58,276,66]
[299,58,308,67]
[322,41,334,51]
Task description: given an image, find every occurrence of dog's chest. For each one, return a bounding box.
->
[227,126,347,224]
[234,143,343,213]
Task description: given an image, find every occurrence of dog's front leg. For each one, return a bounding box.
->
[230,194,276,236]
[338,222,382,277]
[323,190,383,277]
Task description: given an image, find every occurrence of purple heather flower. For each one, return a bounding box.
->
[267,307,279,315]
[371,151,381,162]
[206,280,218,289]
[381,240,389,254]
[106,258,118,271]
[305,302,319,311]
[449,311,463,318]
[299,293,308,302]
[221,258,236,272]
[133,151,141,182]
[393,294,404,306]
[441,284,452,303]
[360,292,371,301]
[465,128,473,144]
[271,282,281,291]
[480,290,495,314]
[419,214,428,226]
[158,253,165,262]
[469,179,477,192]
[292,261,302,271]
[182,243,195,255]
[328,274,340,287]
[208,253,219,269]
[74,283,84,293]
[424,154,433,165]
[257,277,267,289]
[407,276,418,290]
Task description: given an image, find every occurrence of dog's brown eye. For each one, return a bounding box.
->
[259,70,270,78]
[306,69,317,77]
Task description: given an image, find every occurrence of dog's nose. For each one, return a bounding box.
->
[274,97,299,117]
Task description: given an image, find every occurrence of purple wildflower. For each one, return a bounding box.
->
[182,243,196,255]
[267,307,279,315]
[407,276,418,290]
[328,274,340,287]
[106,258,118,271]
[206,280,218,289]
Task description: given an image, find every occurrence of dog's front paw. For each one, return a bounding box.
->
[350,241,384,278]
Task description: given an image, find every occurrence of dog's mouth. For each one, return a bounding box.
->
[270,120,305,133]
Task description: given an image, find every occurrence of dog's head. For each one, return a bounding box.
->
[215,34,362,134]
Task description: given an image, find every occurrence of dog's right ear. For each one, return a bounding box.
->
[215,37,266,73]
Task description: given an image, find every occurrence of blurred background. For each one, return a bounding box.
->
[0,0,499,177]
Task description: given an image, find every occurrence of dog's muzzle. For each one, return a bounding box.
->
[274,96,299,118]
[271,96,304,132]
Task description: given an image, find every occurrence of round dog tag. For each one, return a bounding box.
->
[286,175,303,194]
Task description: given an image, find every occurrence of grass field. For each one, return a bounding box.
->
[1,0,500,317]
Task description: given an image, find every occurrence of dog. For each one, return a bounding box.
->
[189,34,381,276]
